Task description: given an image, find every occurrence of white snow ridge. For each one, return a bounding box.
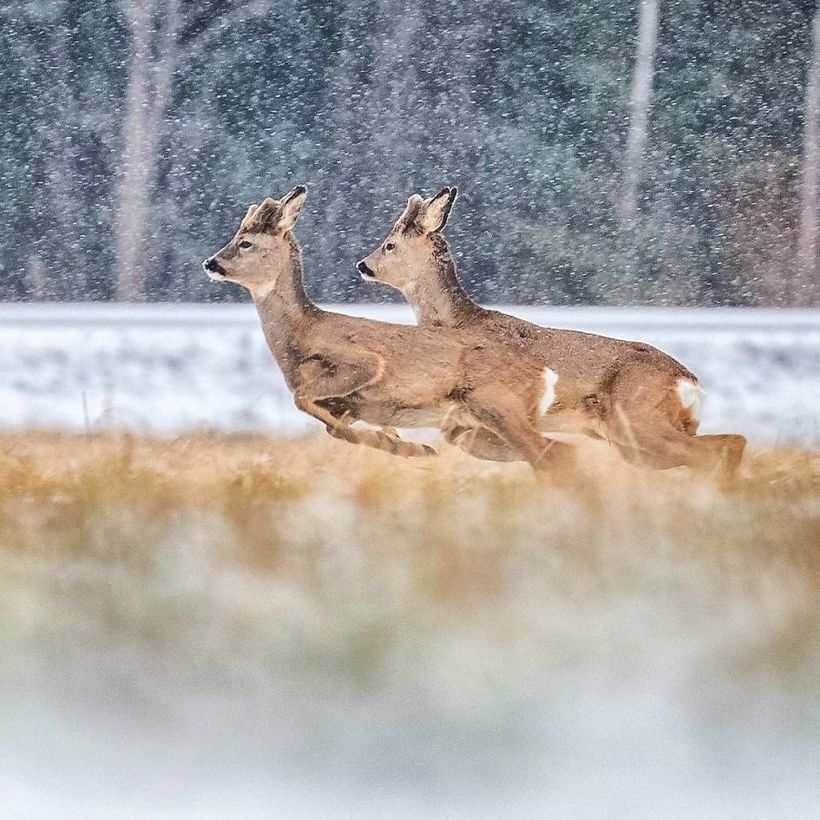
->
[0,303,816,445]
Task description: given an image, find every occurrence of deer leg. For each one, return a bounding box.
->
[696,434,746,480]
[607,407,745,478]
[294,356,435,458]
[462,395,575,474]
[297,354,384,401]
[613,431,746,480]
[602,363,747,478]
[294,396,435,458]
[443,424,523,463]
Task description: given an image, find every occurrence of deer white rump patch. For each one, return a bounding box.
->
[676,379,706,422]
[538,368,559,415]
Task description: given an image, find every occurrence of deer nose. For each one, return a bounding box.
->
[357,260,375,279]
[203,257,223,274]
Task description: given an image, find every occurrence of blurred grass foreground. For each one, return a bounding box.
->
[2,432,820,818]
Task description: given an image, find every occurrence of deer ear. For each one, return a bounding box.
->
[419,187,457,234]
[239,203,259,231]
[397,194,425,232]
[278,186,308,231]
[245,197,281,234]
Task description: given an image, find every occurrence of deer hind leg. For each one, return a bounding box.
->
[608,407,746,478]
[604,367,746,479]
[693,434,746,481]
[443,424,523,463]
[462,393,575,474]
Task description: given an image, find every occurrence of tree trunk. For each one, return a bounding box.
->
[114,0,155,301]
[797,2,820,306]
[369,0,422,197]
[113,0,179,302]
[620,0,660,226]
[27,255,47,301]
[44,23,79,300]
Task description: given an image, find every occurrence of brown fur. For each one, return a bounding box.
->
[358,188,747,477]
[203,188,575,473]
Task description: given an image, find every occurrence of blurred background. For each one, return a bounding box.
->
[3,0,820,306]
[2,5,820,819]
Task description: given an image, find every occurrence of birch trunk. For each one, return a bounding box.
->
[113,0,179,302]
[114,0,155,301]
[370,0,422,194]
[620,0,660,226]
[45,24,79,300]
[797,3,820,305]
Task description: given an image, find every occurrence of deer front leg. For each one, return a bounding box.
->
[463,392,575,475]
[444,424,523,463]
[294,356,436,458]
[298,354,383,401]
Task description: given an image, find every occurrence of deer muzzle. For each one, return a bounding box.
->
[357,260,376,280]
[203,257,228,280]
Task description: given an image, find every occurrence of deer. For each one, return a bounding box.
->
[202,187,579,473]
[356,187,746,478]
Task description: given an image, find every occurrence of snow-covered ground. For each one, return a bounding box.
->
[1,303,817,445]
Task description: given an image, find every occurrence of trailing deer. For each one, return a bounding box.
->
[203,187,577,473]
[357,187,746,477]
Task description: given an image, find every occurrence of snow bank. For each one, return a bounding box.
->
[0,303,816,444]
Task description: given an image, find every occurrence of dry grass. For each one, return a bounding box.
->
[2,431,820,814]
[2,429,818,680]
[0,429,816,568]
[1,430,818,628]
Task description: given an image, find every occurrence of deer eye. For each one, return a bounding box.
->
[384,242,396,251]
[238,240,253,249]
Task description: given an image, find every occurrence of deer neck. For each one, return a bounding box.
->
[252,235,322,366]
[409,235,478,326]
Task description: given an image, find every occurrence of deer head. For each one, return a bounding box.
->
[203,186,308,299]
[357,187,458,293]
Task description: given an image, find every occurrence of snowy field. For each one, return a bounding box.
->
[2,307,819,819]
[1,303,818,445]
[1,432,819,820]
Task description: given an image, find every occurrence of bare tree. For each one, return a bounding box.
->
[113,0,179,302]
[797,1,820,306]
[619,0,660,226]
[44,20,82,300]
[368,0,424,199]
[113,0,267,301]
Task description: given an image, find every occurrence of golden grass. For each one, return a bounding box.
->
[0,430,818,687]
[2,431,819,811]
[0,430,817,574]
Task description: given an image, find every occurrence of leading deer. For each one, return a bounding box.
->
[357,187,746,477]
[203,187,577,473]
